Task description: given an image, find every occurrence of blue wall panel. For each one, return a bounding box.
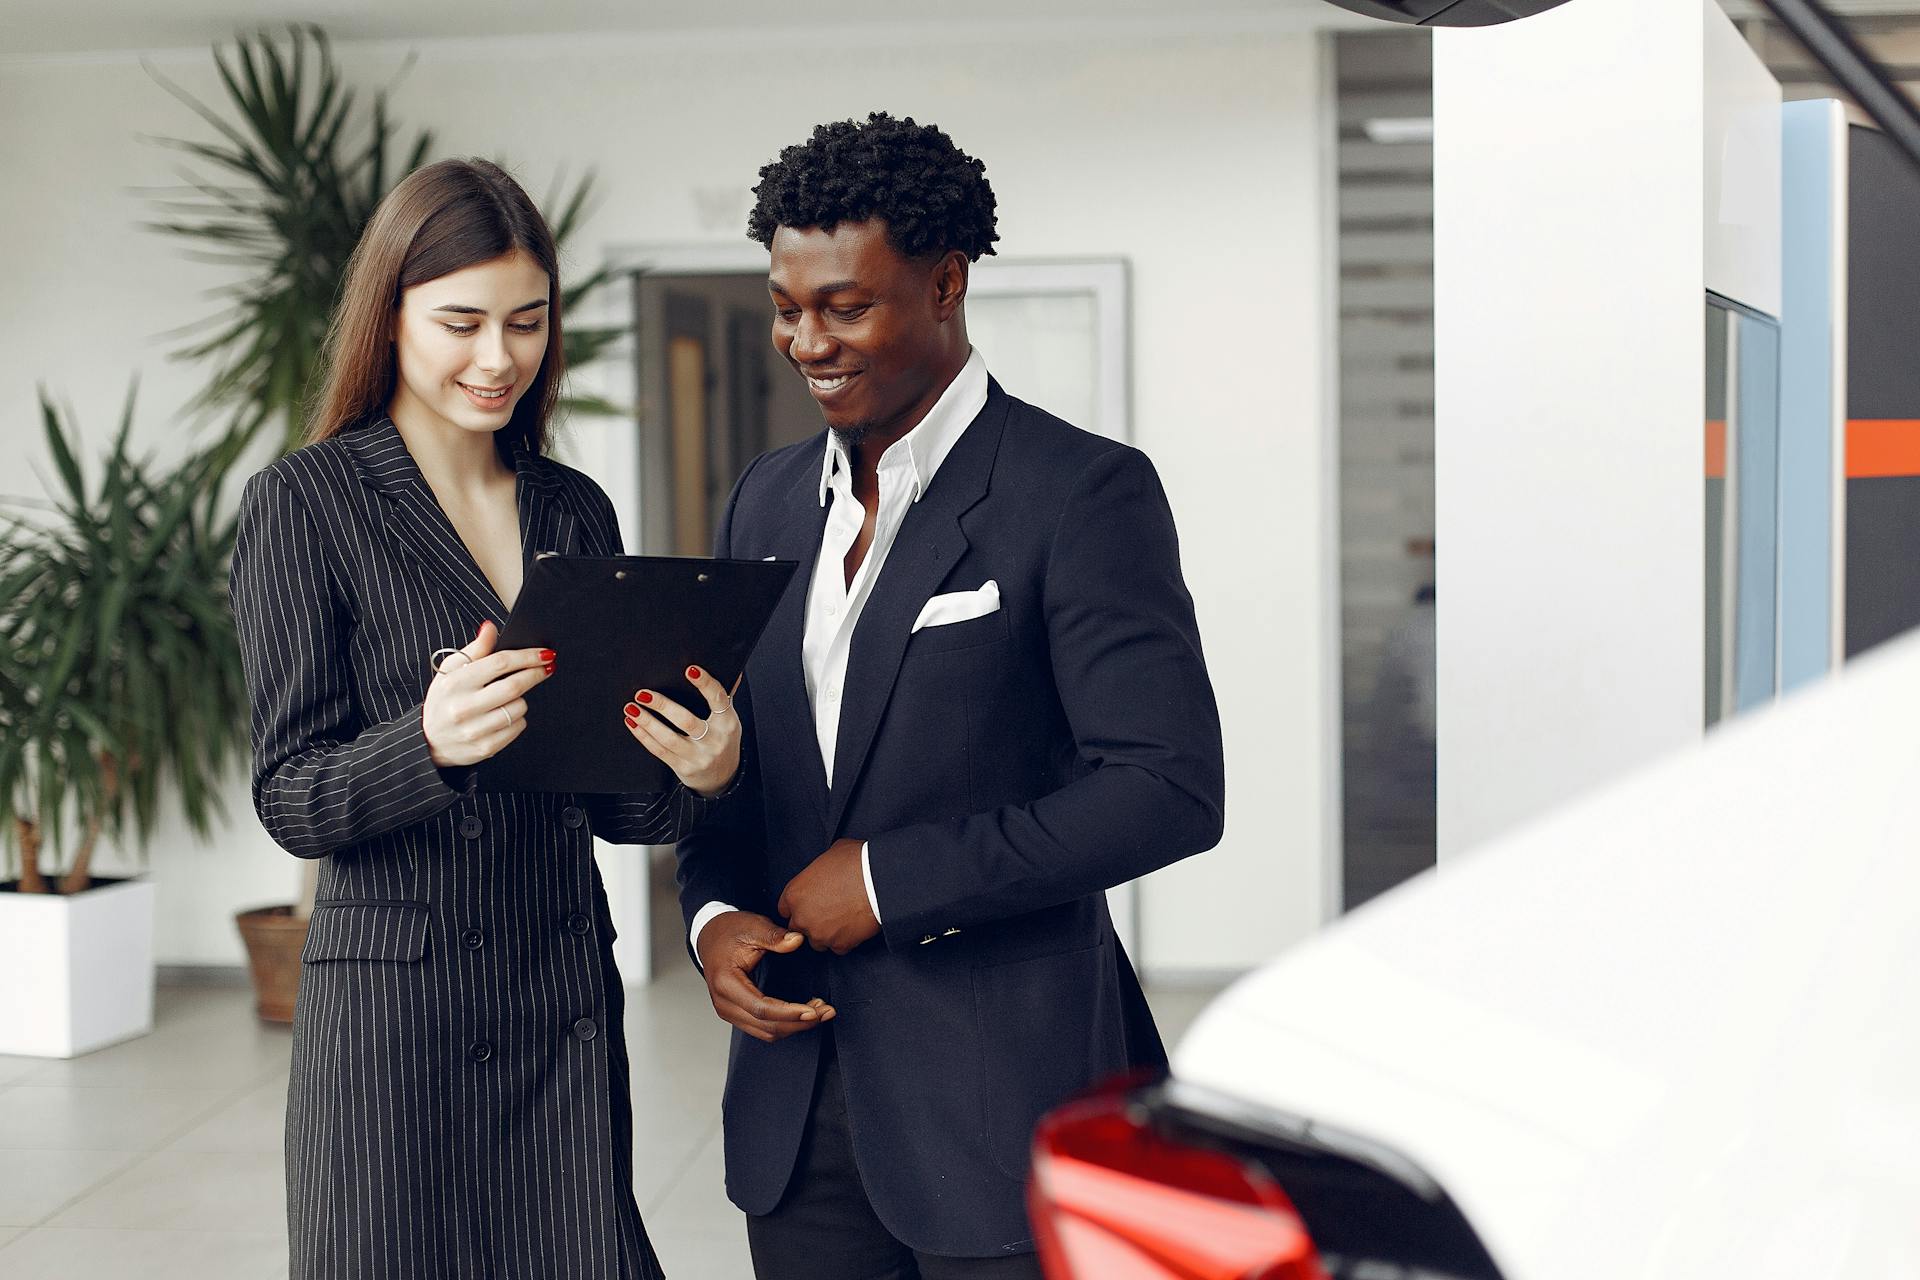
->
[1777,100,1842,690]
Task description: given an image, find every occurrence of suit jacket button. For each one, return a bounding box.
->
[458,815,484,840]
[561,805,586,829]
[572,1017,598,1042]
[469,1041,493,1063]
[566,913,592,936]
[460,928,485,951]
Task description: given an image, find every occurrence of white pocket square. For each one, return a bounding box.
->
[912,581,1001,633]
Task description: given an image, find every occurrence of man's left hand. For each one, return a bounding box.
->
[778,838,881,955]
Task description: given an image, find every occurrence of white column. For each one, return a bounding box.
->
[1434,0,1779,859]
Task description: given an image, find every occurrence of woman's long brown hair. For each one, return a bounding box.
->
[308,158,566,456]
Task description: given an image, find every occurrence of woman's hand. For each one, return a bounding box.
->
[623,664,741,797]
[424,620,555,767]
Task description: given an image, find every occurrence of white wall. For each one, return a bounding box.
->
[1705,2,1784,316]
[1,23,1332,975]
[1433,0,1780,859]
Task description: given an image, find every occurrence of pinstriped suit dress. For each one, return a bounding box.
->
[230,417,711,1280]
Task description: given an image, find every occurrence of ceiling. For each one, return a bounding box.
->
[10,0,1917,61]
[4,0,1378,60]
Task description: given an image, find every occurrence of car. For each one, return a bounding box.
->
[1027,628,1920,1279]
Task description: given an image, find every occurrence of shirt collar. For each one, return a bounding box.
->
[817,348,989,506]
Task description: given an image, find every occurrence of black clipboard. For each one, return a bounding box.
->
[476,554,797,794]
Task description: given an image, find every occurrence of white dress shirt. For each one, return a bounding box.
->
[691,350,990,955]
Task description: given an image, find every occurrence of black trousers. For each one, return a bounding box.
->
[745,1035,1045,1280]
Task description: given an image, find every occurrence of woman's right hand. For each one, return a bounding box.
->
[424,620,555,767]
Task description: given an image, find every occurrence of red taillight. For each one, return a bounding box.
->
[1028,1087,1329,1280]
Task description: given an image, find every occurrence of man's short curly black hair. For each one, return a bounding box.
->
[746,112,999,262]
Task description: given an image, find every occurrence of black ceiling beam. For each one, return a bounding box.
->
[1756,0,1920,174]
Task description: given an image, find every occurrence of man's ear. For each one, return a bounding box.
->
[932,251,969,321]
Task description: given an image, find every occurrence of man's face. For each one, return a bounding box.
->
[767,219,959,441]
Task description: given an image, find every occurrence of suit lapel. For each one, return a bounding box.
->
[512,441,583,563]
[343,418,580,635]
[752,464,834,825]
[825,390,1009,834]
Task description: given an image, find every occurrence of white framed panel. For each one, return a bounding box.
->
[968,259,1130,445]
[966,258,1140,957]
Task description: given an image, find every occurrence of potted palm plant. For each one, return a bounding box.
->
[144,26,622,1020]
[0,389,250,1057]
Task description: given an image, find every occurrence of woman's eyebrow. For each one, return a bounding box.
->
[429,298,551,316]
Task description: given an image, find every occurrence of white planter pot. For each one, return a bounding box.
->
[0,877,156,1057]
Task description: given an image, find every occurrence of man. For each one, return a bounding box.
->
[676,112,1225,1279]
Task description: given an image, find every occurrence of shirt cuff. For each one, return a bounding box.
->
[689,900,739,965]
[860,841,882,926]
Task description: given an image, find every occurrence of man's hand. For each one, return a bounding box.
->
[695,910,835,1043]
[778,839,882,955]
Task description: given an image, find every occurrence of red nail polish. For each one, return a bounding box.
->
[624,715,638,729]
[539,649,555,662]
[544,664,555,675]
[687,666,702,681]
[623,702,640,716]
[637,691,653,705]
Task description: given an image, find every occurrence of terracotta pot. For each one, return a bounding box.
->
[234,905,307,1023]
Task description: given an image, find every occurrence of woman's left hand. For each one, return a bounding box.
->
[624,665,741,797]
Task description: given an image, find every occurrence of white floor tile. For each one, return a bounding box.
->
[0,1149,144,1227]
[649,1226,754,1280]
[631,1109,721,1213]
[0,1057,42,1088]
[0,1086,232,1152]
[1146,984,1228,1051]
[0,1227,287,1279]
[645,1129,737,1231]
[164,1076,289,1155]
[14,1022,290,1091]
[46,1149,284,1231]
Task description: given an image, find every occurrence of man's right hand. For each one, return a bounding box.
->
[695,910,835,1043]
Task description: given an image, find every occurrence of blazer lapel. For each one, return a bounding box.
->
[825,390,1009,835]
[512,441,583,563]
[342,419,579,636]
[751,464,834,825]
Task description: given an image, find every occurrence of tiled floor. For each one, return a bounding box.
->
[0,966,1221,1279]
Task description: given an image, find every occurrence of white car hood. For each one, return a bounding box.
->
[1175,632,1920,1280]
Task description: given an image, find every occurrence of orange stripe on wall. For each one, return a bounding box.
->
[1848,420,1920,478]
[1705,419,1726,479]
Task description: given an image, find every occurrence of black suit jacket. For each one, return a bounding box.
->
[676,382,1225,1257]
[232,418,703,1280]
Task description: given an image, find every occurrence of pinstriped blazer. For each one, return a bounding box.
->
[230,417,710,1280]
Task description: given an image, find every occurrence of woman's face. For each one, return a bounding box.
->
[391,248,551,437]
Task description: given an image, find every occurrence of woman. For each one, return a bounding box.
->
[230,158,778,1280]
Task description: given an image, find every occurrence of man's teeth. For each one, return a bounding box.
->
[809,375,850,392]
